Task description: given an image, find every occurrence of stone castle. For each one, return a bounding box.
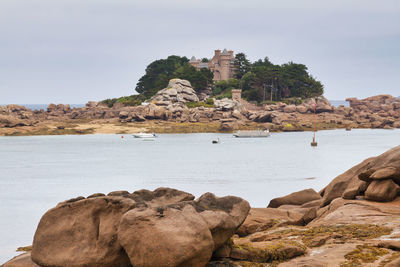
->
[189,49,235,81]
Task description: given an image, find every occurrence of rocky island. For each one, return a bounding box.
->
[3,145,400,266]
[0,79,399,136]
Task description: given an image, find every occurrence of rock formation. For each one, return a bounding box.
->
[4,146,400,266]
[2,86,400,136]
[150,79,199,104]
[319,145,400,206]
[26,188,249,267]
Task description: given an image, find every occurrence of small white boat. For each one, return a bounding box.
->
[233,129,270,138]
[212,138,220,144]
[132,132,157,138]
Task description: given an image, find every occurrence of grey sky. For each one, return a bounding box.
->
[0,0,399,104]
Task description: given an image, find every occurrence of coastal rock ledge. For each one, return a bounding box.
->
[5,188,249,267]
[4,146,400,266]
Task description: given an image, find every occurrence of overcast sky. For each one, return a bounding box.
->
[0,0,399,104]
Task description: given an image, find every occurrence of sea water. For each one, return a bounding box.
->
[0,129,399,263]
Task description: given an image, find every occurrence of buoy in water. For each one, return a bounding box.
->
[121,136,124,139]
[311,137,318,147]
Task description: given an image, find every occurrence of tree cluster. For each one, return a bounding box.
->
[132,53,323,105]
[135,56,213,98]
[232,53,324,102]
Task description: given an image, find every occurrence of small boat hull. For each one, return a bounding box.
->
[133,133,157,138]
[233,130,270,138]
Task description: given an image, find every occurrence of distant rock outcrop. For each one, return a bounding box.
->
[213,98,241,111]
[150,79,199,105]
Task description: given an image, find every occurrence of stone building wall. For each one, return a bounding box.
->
[189,49,235,81]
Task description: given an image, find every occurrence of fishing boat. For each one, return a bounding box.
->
[233,129,270,138]
[132,132,157,138]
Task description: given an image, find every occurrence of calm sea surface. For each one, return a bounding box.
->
[0,129,399,263]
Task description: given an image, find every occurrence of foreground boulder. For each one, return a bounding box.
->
[2,252,39,267]
[236,208,303,237]
[31,196,136,267]
[194,193,250,249]
[320,145,400,206]
[364,179,400,202]
[118,204,214,267]
[28,188,249,267]
[129,187,195,207]
[267,188,321,208]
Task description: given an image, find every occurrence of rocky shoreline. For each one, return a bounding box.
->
[1,80,399,136]
[3,145,400,266]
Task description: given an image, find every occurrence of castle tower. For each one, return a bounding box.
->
[190,49,235,81]
[219,49,232,81]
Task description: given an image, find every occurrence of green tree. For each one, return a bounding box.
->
[212,78,240,96]
[135,55,213,96]
[135,55,189,97]
[238,58,323,102]
[173,65,213,93]
[280,62,323,98]
[234,53,251,79]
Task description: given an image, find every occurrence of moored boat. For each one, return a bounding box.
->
[132,132,157,138]
[233,129,270,138]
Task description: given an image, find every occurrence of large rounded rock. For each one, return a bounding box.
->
[195,193,250,228]
[194,193,250,250]
[236,208,303,237]
[320,145,400,206]
[369,166,400,183]
[283,105,296,113]
[267,189,321,208]
[214,98,241,111]
[31,196,136,267]
[129,187,195,207]
[118,204,214,267]
[2,253,39,267]
[150,79,199,105]
[365,179,400,202]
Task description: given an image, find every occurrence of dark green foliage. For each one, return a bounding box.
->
[206,98,214,105]
[185,101,214,108]
[101,94,146,108]
[215,92,232,100]
[135,55,188,97]
[201,58,209,62]
[212,78,240,96]
[279,62,323,98]
[232,53,324,103]
[135,55,213,97]
[234,53,252,79]
[173,65,213,93]
[122,52,323,105]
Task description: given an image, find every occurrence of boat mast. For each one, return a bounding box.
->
[313,103,316,141]
[311,102,318,146]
